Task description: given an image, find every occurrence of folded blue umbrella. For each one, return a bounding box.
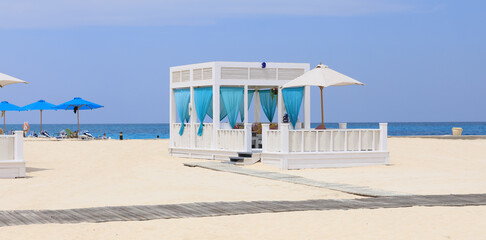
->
[56,97,103,134]
[22,100,57,132]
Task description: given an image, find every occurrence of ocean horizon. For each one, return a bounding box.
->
[4,122,486,139]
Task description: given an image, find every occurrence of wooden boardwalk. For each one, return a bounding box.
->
[1,194,486,227]
[184,162,405,197]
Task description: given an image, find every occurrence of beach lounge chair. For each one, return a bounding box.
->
[40,130,51,138]
[79,130,94,140]
[56,130,67,139]
[65,128,78,138]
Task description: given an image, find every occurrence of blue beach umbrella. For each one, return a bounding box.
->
[0,101,24,133]
[55,97,103,133]
[22,100,57,132]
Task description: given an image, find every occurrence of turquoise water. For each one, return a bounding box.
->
[4,122,486,139]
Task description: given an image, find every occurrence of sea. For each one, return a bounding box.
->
[4,122,486,139]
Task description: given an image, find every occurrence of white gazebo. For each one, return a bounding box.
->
[169,61,389,169]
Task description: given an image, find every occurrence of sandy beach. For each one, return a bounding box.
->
[1,137,486,239]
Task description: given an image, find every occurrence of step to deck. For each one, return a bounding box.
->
[237,152,252,158]
[229,157,245,163]
[225,152,261,166]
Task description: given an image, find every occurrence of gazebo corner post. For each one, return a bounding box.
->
[277,87,284,129]
[254,90,261,123]
[169,87,176,148]
[189,86,196,149]
[212,84,220,150]
[243,85,248,124]
[303,86,311,129]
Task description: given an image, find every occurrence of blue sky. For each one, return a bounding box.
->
[0,0,485,124]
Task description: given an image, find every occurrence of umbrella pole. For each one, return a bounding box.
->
[3,111,5,134]
[77,110,80,134]
[40,110,43,132]
[319,86,325,129]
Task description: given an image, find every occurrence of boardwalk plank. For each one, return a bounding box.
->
[0,194,486,227]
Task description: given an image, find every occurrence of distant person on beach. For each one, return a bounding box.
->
[102,133,107,139]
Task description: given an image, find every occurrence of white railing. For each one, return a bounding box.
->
[171,123,252,152]
[264,130,281,152]
[171,123,214,149]
[194,123,213,149]
[171,123,192,148]
[217,129,246,151]
[0,131,23,162]
[262,123,388,153]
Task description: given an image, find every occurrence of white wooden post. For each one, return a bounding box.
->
[379,123,388,152]
[244,123,252,152]
[277,88,284,129]
[169,88,176,148]
[304,86,311,129]
[212,84,220,150]
[14,131,23,162]
[339,123,347,129]
[190,87,196,149]
[262,124,269,152]
[244,85,248,124]
[254,90,261,122]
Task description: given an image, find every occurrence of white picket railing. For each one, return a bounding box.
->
[171,123,192,148]
[264,130,281,152]
[171,123,251,152]
[195,123,213,149]
[262,123,388,153]
[217,129,246,151]
[0,131,24,162]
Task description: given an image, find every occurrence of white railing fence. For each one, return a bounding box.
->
[171,123,192,148]
[171,123,252,152]
[195,123,213,149]
[0,131,23,161]
[217,129,245,151]
[217,123,252,152]
[262,123,388,153]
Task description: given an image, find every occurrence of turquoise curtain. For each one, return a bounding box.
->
[174,88,191,135]
[194,87,213,136]
[282,87,304,129]
[259,89,278,122]
[220,87,244,128]
[207,97,227,121]
[239,89,255,122]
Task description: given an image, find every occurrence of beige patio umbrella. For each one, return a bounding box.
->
[0,72,28,87]
[282,64,364,129]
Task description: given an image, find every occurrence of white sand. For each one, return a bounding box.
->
[247,137,486,195]
[1,137,485,239]
[0,139,351,211]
